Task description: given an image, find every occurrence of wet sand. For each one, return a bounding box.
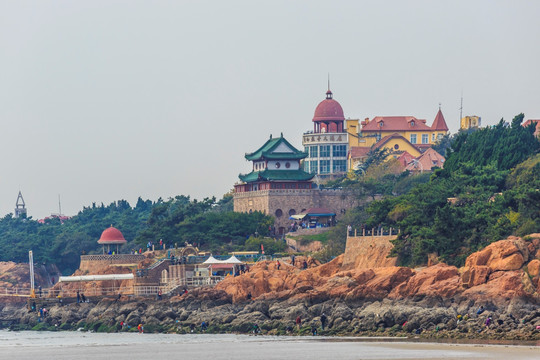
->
[0,331,538,360]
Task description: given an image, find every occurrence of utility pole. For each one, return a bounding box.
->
[29,251,35,298]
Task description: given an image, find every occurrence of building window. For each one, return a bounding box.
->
[304,161,310,172]
[422,134,429,144]
[432,133,435,142]
[410,120,415,127]
[275,162,281,169]
[320,145,330,157]
[333,160,346,172]
[310,160,318,174]
[320,160,330,174]
[285,162,290,168]
[410,134,417,144]
[394,144,399,150]
[376,133,382,141]
[275,209,283,217]
[289,209,296,216]
[332,144,347,157]
[310,145,318,157]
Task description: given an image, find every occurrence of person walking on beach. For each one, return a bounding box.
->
[295,316,302,330]
[138,324,144,333]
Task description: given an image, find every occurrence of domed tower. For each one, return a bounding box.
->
[312,89,346,133]
[302,88,349,178]
[97,225,127,254]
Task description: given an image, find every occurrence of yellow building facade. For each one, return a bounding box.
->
[460,115,481,130]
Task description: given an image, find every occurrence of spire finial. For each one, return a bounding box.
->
[328,73,330,92]
[326,74,333,99]
[439,102,441,110]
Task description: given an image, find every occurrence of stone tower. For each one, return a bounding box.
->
[14,191,27,218]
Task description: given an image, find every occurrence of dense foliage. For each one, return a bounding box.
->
[366,114,540,266]
[320,114,539,266]
[0,199,153,274]
[133,195,274,254]
[0,195,274,274]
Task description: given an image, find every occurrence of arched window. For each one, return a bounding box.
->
[275,209,283,217]
[289,209,296,216]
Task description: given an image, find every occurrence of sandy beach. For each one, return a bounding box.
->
[0,331,538,360]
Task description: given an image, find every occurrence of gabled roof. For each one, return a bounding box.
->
[362,116,432,132]
[245,135,307,161]
[405,147,445,172]
[397,151,415,168]
[431,109,449,132]
[373,133,420,152]
[239,169,314,183]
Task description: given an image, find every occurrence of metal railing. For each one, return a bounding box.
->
[134,276,225,296]
[347,227,400,238]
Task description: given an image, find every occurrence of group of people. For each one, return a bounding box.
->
[29,302,48,322]
[76,290,88,303]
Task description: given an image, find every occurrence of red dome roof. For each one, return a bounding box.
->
[313,90,345,122]
[97,226,127,244]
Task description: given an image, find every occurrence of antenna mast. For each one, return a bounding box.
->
[58,194,62,216]
[459,92,463,123]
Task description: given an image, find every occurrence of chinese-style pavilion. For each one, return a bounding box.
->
[235,134,314,194]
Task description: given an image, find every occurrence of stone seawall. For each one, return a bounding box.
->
[342,235,398,270]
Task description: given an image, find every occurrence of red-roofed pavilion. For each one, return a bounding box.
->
[98,226,127,254]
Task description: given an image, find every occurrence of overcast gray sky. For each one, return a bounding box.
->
[1,0,539,219]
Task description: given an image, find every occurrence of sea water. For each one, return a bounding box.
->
[0,330,537,360]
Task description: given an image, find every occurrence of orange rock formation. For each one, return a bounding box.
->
[216,234,540,304]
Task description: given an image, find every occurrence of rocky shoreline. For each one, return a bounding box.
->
[1,234,539,341]
[1,289,539,341]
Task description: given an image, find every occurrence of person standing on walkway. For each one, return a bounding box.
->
[295,316,302,330]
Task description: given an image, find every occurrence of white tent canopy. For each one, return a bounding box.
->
[202,255,222,264]
[222,255,243,264]
[202,255,245,265]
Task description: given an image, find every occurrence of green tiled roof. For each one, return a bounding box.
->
[245,135,307,161]
[239,169,315,183]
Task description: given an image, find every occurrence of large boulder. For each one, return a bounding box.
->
[527,259,540,277]
[461,265,491,288]
[465,238,528,271]
[389,264,461,298]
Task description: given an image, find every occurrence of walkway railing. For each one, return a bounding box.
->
[0,286,134,298]
[134,276,224,296]
[347,227,400,238]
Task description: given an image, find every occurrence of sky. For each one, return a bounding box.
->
[1,0,539,219]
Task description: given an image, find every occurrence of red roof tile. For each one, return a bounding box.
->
[349,146,370,159]
[405,148,445,172]
[431,109,449,131]
[362,116,432,132]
